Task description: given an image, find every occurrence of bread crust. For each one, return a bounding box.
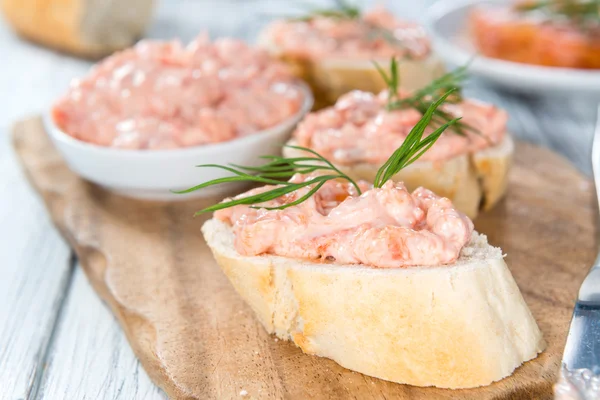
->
[473,134,514,210]
[257,32,445,109]
[1,0,154,58]
[202,218,545,389]
[282,135,514,219]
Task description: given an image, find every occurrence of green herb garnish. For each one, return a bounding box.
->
[515,0,600,27]
[374,90,460,187]
[176,90,460,214]
[373,58,477,137]
[372,56,402,106]
[289,1,413,53]
[175,144,361,214]
[291,0,361,21]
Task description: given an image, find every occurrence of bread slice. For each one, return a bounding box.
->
[283,135,514,219]
[1,0,154,58]
[202,218,545,389]
[473,134,514,211]
[257,32,445,109]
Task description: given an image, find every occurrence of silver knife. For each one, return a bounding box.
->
[556,106,600,399]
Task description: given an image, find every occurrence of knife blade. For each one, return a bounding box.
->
[562,287,600,373]
[557,106,600,399]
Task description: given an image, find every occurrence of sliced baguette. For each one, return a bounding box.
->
[1,0,154,58]
[473,134,514,211]
[202,218,545,389]
[283,135,514,219]
[257,32,445,109]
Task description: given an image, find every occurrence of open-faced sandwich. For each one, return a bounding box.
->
[470,0,600,69]
[283,60,513,219]
[183,93,545,389]
[258,2,444,108]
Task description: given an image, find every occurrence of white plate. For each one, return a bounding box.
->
[425,0,600,94]
[46,83,313,201]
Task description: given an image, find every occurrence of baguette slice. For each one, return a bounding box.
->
[283,134,514,219]
[1,0,154,58]
[203,218,545,389]
[257,32,445,109]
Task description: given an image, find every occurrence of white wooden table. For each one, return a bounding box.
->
[0,1,596,399]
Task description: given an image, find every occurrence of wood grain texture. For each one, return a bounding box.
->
[12,117,596,399]
[0,133,73,400]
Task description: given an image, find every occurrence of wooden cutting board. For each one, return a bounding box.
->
[12,117,596,400]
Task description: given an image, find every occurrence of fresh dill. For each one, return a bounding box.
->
[514,0,600,27]
[289,1,413,53]
[373,57,477,137]
[175,90,460,213]
[290,0,361,21]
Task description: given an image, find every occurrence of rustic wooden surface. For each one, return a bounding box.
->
[10,117,596,399]
[1,1,599,399]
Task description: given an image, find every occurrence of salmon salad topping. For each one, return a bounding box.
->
[52,35,305,149]
[215,173,474,268]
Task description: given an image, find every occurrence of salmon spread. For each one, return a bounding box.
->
[52,35,305,149]
[215,174,474,268]
[264,8,430,60]
[470,5,600,69]
[293,89,508,164]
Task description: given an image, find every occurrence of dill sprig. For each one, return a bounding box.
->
[291,0,361,21]
[374,90,460,186]
[176,90,460,214]
[515,0,600,25]
[389,65,475,136]
[287,2,417,56]
[372,57,401,105]
[373,58,477,137]
[175,145,362,214]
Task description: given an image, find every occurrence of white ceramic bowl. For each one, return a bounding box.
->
[46,83,313,200]
[426,0,600,95]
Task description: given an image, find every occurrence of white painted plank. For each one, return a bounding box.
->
[0,134,73,400]
[0,22,91,132]
[528,97,595,175]
[38,267,166,400]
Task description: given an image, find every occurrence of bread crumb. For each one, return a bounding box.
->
[254,350,259,355]
[240,389,248,396]
[274,338,279,342]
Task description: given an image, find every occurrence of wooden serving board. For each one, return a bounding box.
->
[13,117,596,399]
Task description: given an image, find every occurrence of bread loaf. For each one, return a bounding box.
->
[1,0,154,58]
